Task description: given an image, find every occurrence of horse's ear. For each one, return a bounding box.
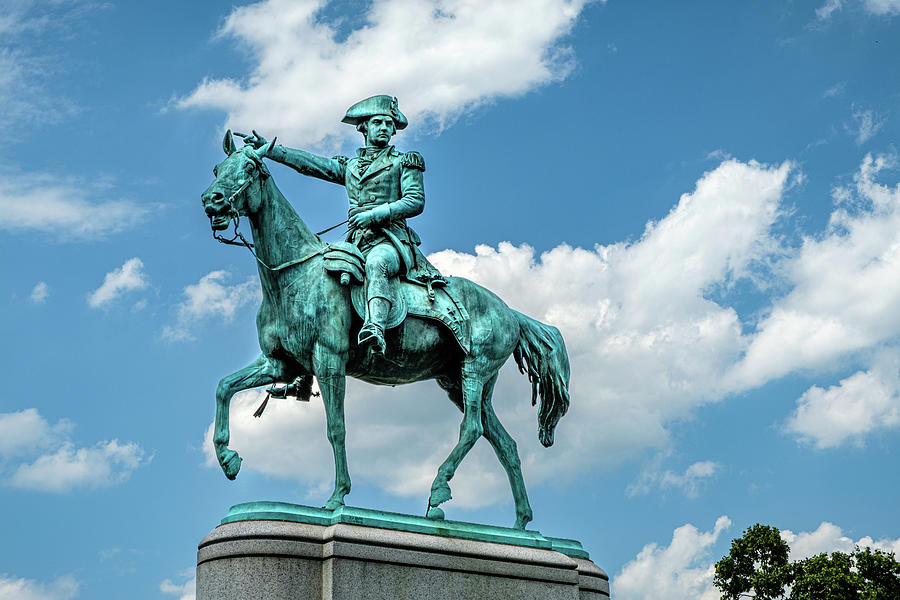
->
[223,129,237,155]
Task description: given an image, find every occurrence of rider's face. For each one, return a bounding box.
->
[365,115,395,147]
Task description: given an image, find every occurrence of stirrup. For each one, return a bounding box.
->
[358,322,386,355]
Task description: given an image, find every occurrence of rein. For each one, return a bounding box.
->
[211,156,348,272]
[214,216,330,272]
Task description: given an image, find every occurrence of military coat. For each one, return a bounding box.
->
[268,144,429,277]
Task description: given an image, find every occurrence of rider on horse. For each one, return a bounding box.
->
[241,95,442,355]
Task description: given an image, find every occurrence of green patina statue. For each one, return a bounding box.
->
[201,95,571,529]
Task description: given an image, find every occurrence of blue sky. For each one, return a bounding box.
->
[2,1,900,598]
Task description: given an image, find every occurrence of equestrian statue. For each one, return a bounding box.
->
[200,95,570,529]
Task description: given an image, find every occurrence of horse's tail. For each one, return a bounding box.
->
[512,311,570,448]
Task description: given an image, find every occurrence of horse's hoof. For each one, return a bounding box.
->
[324,498,344,511]
[426,507,445,521]
[514,515,532,530]
[429,481,452,506]
[221,450,242,480]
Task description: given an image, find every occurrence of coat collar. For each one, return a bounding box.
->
[355,145,397,182]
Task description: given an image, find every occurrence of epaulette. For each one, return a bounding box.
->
[332,155,349,167]
[401,151,425,172]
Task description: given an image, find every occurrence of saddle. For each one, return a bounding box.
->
[323,242,471,354]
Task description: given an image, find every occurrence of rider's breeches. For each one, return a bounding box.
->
[365,242,400,305]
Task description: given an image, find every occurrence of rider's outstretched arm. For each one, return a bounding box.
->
[266,145,346,185]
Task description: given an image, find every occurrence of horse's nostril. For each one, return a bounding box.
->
[203,191,224,205]
[202,191,226,215]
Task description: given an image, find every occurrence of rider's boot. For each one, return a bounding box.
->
[358,296,390,355]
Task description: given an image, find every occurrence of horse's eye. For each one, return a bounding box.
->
[213,167,218,177]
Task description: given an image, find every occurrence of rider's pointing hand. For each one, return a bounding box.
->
[235,130,268,151]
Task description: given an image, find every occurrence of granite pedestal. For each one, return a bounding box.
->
[196,502,609,600]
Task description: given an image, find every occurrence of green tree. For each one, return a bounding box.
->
[855,547,900,600]
[714,524,793,600]
[790,552,860,600]
[713,524,900,600]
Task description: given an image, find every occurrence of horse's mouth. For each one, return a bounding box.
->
[210,214,231,230]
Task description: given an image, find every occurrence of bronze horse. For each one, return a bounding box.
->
[201,132,570,528]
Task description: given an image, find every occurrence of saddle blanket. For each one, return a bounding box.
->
[323,241,471,353]
[350,278,471,354]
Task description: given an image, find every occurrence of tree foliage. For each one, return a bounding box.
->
[790,551,858,600]
[854,547,900,600]
[714,524,792,600]
[713,524,900,600]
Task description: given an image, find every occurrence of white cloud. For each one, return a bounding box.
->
[781,521,900,561]
[706,149,733,161]
[162,270,261,342]
[823,81,846,98]
[785,351,900,448]
[0,1,100,38]
[0,8,151,239]
[10,440,147,493]
[813,1,900,20]
[0,408,71,457]
[426,160,790,477]
[863,0,900,15]
[0,1,109,133]
[614,516,731,600]
[0,408,148,493]
[0,574,79,600]
[661,461,720,496]
[0,40,76,134]
[628,460,720,499]
[87,258,148,308]
[178,0,589,149]
[816,0,844,20]
[29,281,49,304]
[849,106,886,145]
[728,154,900,389]
[0,172,156,239]
[202,159,794,510]
[160,571,195,600]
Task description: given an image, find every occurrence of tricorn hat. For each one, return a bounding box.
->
[341,95,408,130]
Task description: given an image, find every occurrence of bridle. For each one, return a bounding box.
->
[211,156,263,250]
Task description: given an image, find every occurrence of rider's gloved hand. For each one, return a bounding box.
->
[349,205,390,229]
[349,210,377,229]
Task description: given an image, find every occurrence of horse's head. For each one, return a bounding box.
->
[201,130,275,231]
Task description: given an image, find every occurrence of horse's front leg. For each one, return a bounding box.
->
[214,355,284,480]
[313,341,350,510]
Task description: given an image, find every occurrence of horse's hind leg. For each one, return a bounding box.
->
[214,355,285,480]
[481,378,533,529]
[435,373,534,528]
[428,360,485,518]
